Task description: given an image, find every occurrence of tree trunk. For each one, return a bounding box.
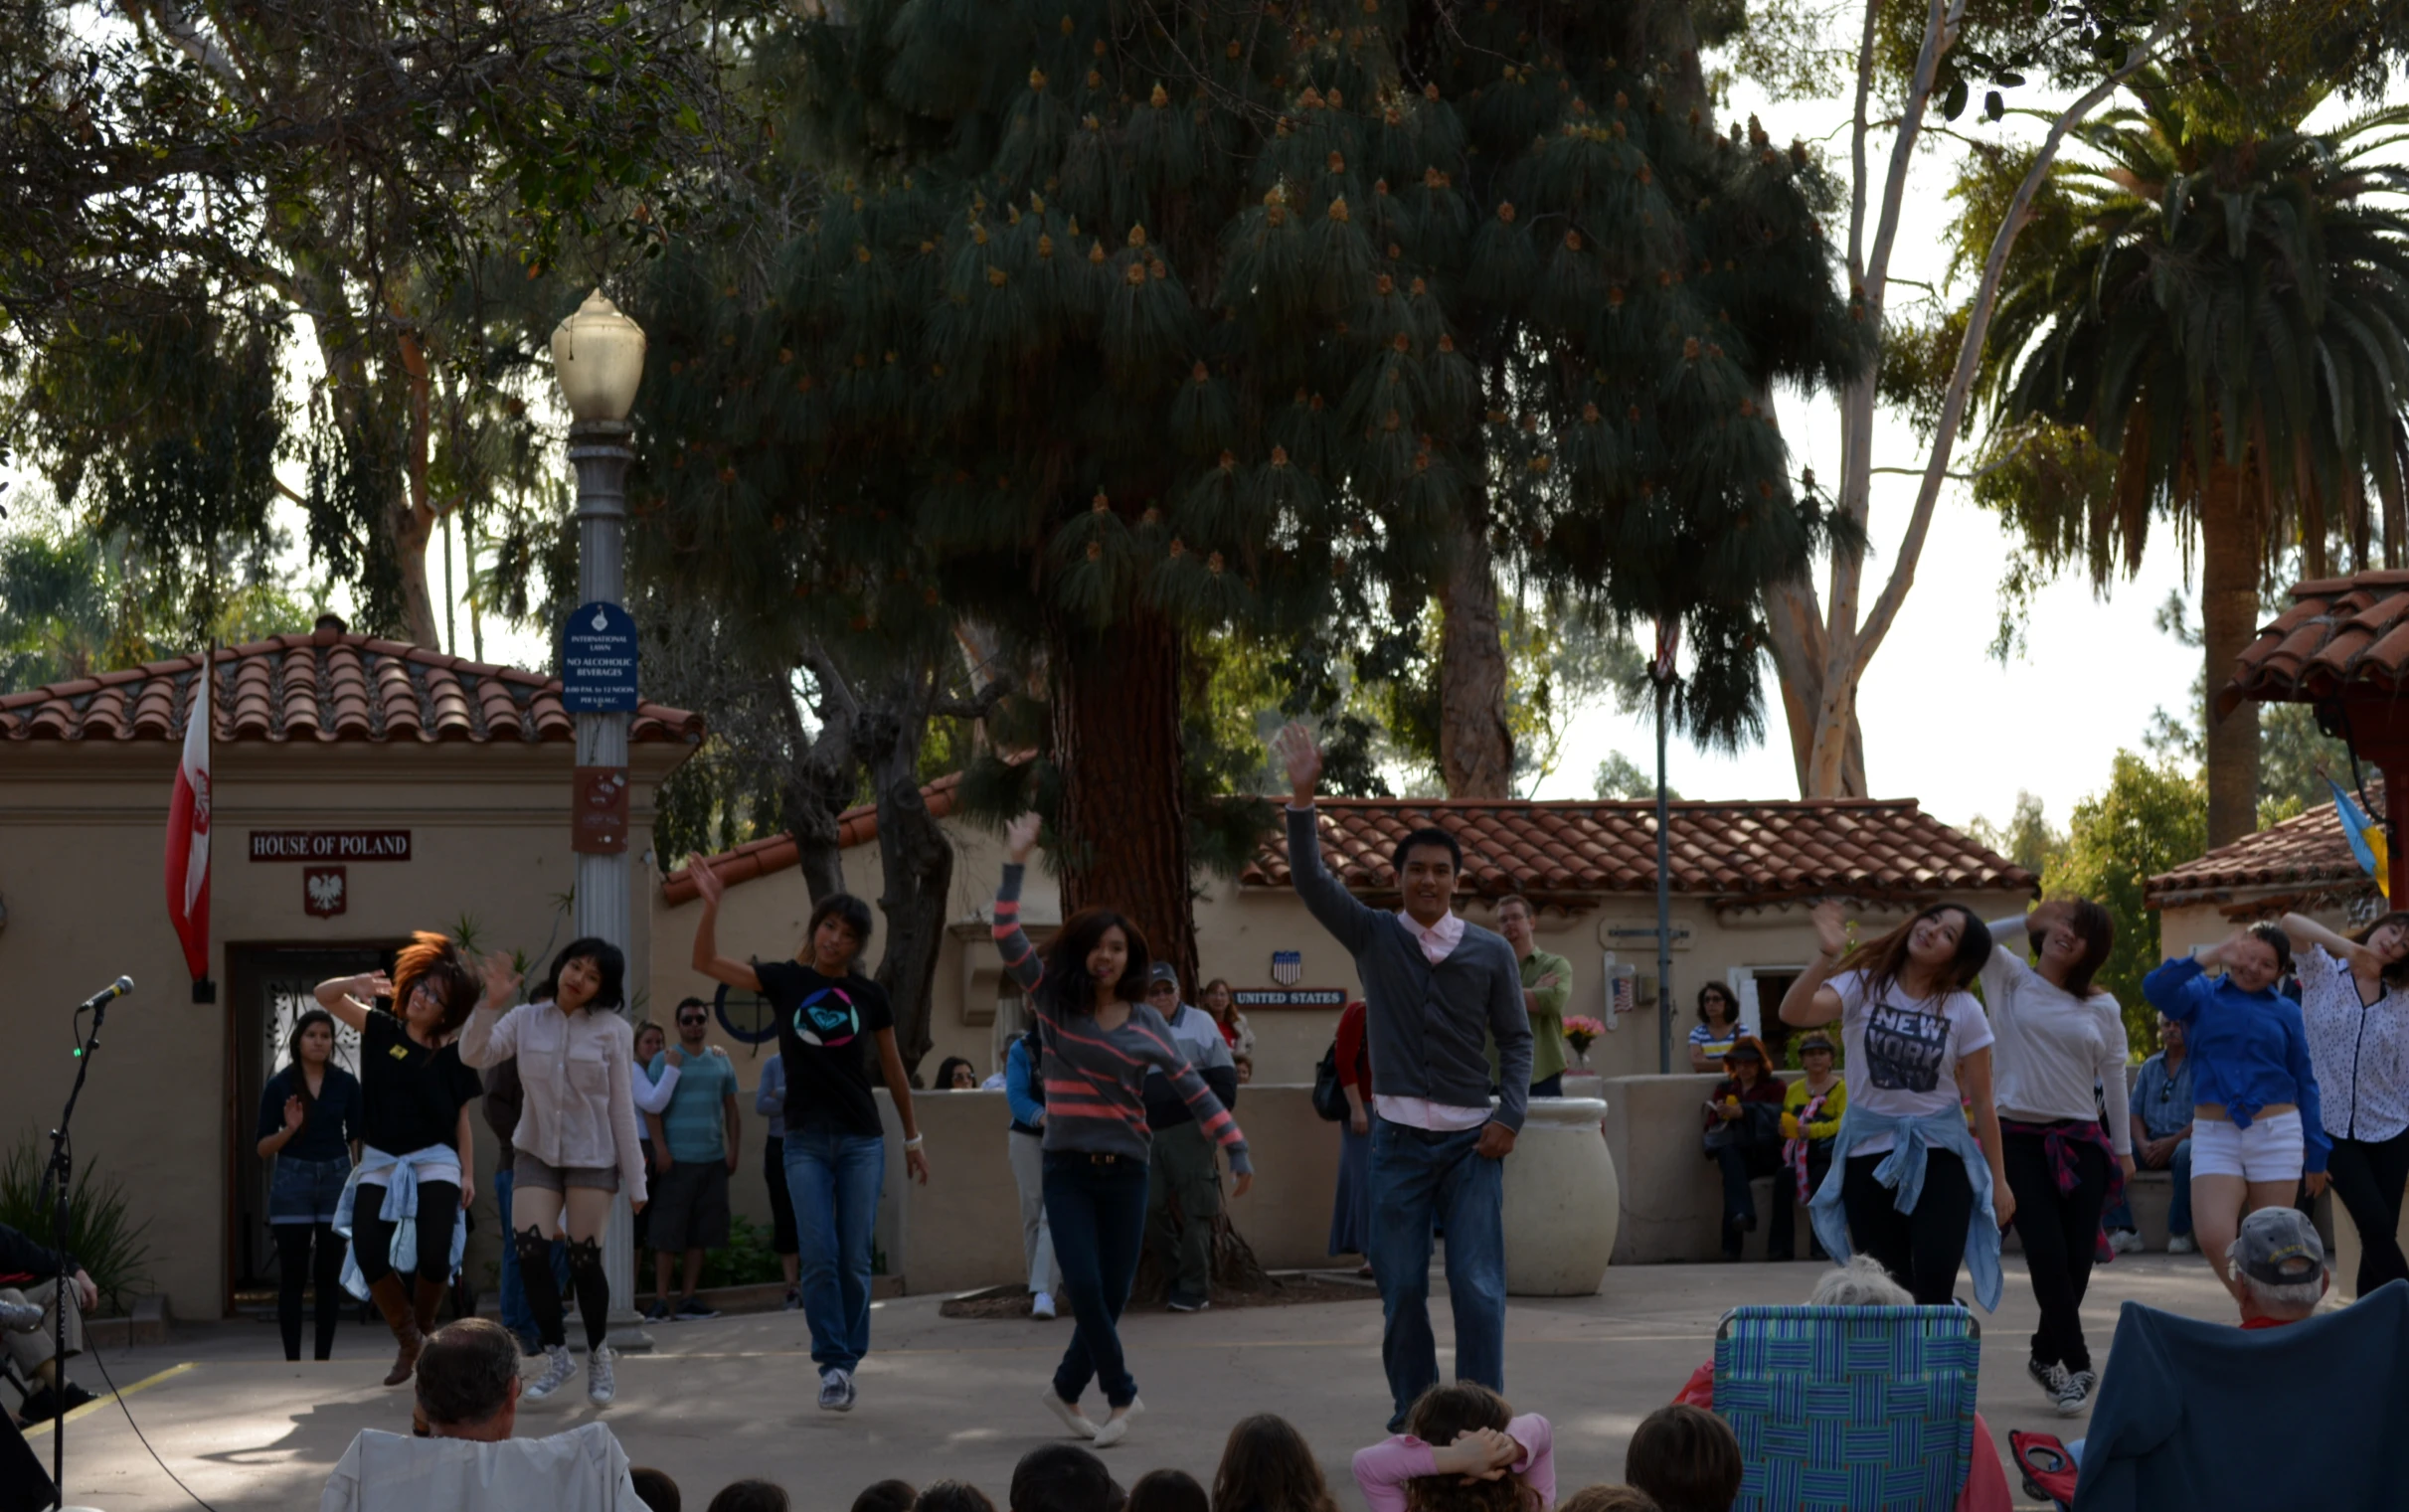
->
[781,648,865,905]
[1438,517,1514,798]
[1764,577,1867,797]
[393,325,442,648]
[1050,606,1196,988]
[2200,456,2263,847]
[863,676,952,1078]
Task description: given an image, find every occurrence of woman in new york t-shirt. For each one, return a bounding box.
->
[1781,901,2014,1305]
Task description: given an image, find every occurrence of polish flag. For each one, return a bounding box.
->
[166,663,213,984]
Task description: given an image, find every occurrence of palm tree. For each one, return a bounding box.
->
[1983,77,2409,846]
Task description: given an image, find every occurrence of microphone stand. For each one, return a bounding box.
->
[41,990,111,1502]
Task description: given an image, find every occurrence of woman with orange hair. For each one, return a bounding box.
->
[314,932,504,1388]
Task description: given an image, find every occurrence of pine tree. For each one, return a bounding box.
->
[639,0,1861,973]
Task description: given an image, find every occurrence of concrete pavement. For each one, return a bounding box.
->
[33,1255,2243,1511]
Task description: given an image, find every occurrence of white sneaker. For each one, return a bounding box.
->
[1031,1292,1057,1320]
[586,1344,615,1407]
[523,1345,577,1405]
[817,1368,856,1412]
[1093,1396,1144,1448]
[1041,1389,1097,1439]
[2167,1233,2196,1255]
[2108,1229,2144,1255]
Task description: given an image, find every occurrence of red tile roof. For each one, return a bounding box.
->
[1243,797,2037,903]
[2219,569,2409,717]
[2147,799,2373,906]
[0,619,702,747]
[660,771,967,903]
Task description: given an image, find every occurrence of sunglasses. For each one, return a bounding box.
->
[677,1014,707,1026]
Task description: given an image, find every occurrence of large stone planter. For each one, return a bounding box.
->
[1501,1096,1620,1296]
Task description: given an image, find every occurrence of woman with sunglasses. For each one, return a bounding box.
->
[313,933,498,1388]
[1690,982,1752,1073]
[992,812,1252,1448]
[459,937,648,1408]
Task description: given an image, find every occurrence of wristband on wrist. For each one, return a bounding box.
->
[903,1132,925,1150]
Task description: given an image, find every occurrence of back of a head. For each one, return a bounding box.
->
[2232,1205,2328,1319]
[1402,1384,1527,1512]
[1557,1488,1661,1512]
[1213,1414,1338,1512]
[1807,1254,1913,1308]
[916,1483,999,1512]
[414,1319,520,1433]
[1626,1405,1741,1512]
[1013,1443,1120,1512]
[1127,1469,1209,1512]
[631,1468,683,1512]
[709,1482,791,1512]
[852,1480,919,1512]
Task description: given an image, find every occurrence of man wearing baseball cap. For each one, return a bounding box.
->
[2227,1207,2329,1329]
[1138,963,1239,1313]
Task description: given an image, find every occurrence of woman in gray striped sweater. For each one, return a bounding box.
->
[992,811,1254,1448]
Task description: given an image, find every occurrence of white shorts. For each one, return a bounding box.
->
[2190,1109,2304,1182]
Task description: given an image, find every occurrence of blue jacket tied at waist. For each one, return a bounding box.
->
[333,1145,467,1301]
[1809,1104,2002,1312]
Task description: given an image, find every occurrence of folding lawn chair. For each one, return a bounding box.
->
[1713,1303,1981,1512]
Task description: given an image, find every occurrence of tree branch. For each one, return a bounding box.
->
[931,675,1015,722]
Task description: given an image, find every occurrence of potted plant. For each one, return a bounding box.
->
[1562,1015,1605,1069]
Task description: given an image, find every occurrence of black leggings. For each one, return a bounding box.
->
[1841,1150,1975,1305]
[2002,1130,2111,1373]
[516,1226,612,1351]
[351,1180,458,1285]
[2326,1128,2409,1297]
[272,1223,345,1361]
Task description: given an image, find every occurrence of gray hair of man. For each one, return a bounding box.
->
[1807,1255,1915,1307]
[2226,1239,2329,1318]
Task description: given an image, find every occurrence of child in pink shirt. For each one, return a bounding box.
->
[1352,1384,1555,1512]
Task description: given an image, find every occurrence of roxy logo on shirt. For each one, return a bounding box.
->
[794,985,860,1049]
[1864,1004,1950,1093]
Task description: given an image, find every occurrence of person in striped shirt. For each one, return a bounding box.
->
[992,812,1253,1449]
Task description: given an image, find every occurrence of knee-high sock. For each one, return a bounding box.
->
[567,1237,609,1352]
[515,1226,568,1348]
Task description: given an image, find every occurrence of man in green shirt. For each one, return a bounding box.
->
[1491,894,1574,1095]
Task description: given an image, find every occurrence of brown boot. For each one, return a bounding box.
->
[412,1276,447,1340]
[368,1275,422,1387]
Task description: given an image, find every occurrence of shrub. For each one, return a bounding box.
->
[0,1131,156,1316]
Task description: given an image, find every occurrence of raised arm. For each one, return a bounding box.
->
[452,949,524,1071]
[2142,953,2215,1023]
[1274,723,1379,954]
[686,856,764,992]
[991,813,1050,997]
[1778,902,1850,1027]
[312,970,388,1035]
[2281,913,2365,970]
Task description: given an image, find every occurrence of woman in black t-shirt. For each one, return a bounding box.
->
[255,1008,363,1362]
[687,860,928,1413]
[313,931,498,1388]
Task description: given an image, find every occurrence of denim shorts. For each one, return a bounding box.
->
[269,1154,352,1225]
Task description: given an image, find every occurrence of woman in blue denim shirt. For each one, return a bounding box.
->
[256,1009,362,1362]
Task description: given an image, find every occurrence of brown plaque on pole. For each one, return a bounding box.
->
[573,766,631,854]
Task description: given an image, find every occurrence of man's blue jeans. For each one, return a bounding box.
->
[1042,1150,1150,1409]
[2103,1136,2193,1239]
[1368,1118,1506,1430]
[784,1127,887,1374]
[492,1166,567,1343]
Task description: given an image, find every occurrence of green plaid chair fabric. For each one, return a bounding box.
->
[1713,1304,1980,1512]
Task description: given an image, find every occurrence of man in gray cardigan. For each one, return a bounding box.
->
[1276,724,1532,1430]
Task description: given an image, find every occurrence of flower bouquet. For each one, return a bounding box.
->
[1563,1015,1606,1067]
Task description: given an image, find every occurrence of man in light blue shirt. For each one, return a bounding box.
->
[2106,1016,2195,1252]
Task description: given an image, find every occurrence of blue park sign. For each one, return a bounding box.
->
[561,601,639,712]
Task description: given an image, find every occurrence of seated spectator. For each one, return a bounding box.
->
[917,1484,999,1512]
[1624,1406,1739,1512]
[1234,1053,1255,1085]
[1558,1490,1660,1512]
[0,1219,98,1424]
[1668,1257,2011,1512]
[318,1319,650,1511]
[1212,1412,1341,1512]
[709,1484,790,1512]
[855,1482,919,1512]
[1126,1470,1209,1512]
[935,1057,980,1091]
[2104,1015,2194,1254]
[632,1469,682,1512]
[1012,1444,1123,1512]
[1352,1382,1554,1512]
[1700,1037,1787,1261]
[2229,1207,2328,1327]
[1775,1033,1844,1260]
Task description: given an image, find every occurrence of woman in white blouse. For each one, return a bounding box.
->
[1982,900,2134,1418]
[2280,911,2409,1297]
[458,938,648,1409]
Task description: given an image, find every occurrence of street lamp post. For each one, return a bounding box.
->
[551,290,651,1351]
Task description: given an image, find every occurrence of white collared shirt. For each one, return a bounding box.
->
[1398,908,1465,965]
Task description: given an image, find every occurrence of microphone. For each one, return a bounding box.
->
[79,977,133,1013]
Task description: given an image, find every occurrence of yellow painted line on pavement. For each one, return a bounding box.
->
[20,1361,195,1435]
